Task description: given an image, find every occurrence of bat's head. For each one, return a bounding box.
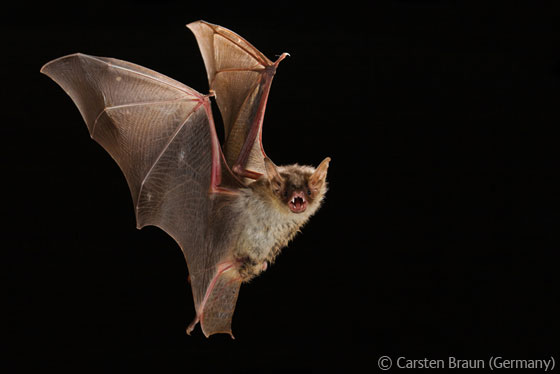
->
[264,157,331,214]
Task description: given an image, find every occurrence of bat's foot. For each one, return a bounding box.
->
[236,256,268,281]
[186,315,200,335]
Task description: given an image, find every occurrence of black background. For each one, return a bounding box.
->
[3,1,558,372]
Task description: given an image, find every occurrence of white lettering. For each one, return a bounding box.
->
[397,357,444,369]
[449,357,485,369]
[492,357,552,371]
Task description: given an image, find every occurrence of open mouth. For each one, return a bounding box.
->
[288,191,307,213]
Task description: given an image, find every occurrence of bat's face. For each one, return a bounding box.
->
[278,172,313,213]
[265,157,331,215]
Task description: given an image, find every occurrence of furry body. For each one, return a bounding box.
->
[232,163,328,280]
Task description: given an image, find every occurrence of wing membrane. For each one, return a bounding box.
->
[41,53,240,336]
[188,20,286,181]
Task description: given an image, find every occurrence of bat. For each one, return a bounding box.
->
[41,20,330,338]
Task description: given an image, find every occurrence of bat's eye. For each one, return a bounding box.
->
[307,188,312,196]
[283,190,288,198]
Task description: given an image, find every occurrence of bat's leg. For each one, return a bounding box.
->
[186,261,237,336]
[186,315,199,335]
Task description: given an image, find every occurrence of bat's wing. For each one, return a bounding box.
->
[41,54,242,337]
[188,20,288,182]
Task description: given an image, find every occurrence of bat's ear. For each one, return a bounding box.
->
[309,157,331,190]
[264,157,283,191]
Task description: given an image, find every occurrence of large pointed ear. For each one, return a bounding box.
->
[264,158,283,192]
[309,157,331,191]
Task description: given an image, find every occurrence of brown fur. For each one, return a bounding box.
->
[232,161,329,280]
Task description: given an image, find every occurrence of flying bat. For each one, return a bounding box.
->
[41,20,330,337]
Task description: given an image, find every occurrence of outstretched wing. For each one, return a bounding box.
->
[188,20,288,181]
[41,54,242,336]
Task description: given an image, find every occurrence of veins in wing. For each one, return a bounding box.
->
[90,98,199,137]
[76,54,213,216]
[142,174,207,212]
[210,26,271,67]
[135,101,205,213]
[220,78,263,143]
[78,54,202,97]
[207,33,270,89]
[89,98,206,216]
